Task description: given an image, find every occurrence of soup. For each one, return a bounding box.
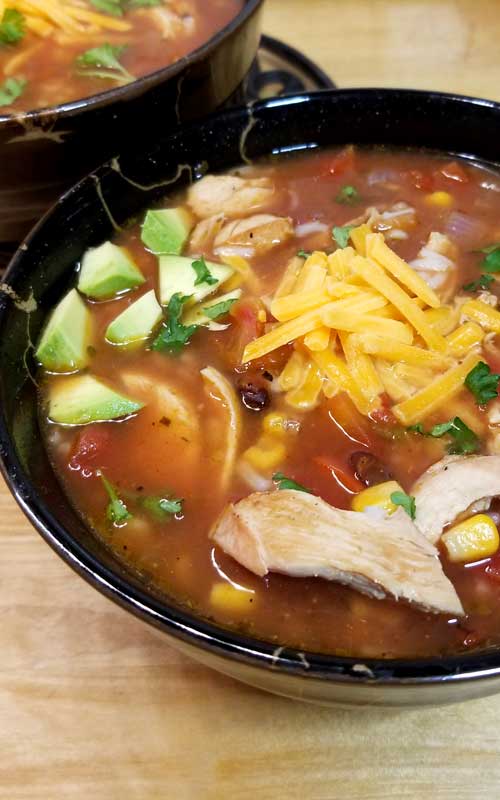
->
[0,0,243,113]
[35,146,500,659]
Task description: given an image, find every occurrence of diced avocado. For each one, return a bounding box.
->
[105,290,163,345]
[48,374,144,425]
[141,207,194,255]
[183,289,242,331]
[78,242,145,299]
[36,289,92,373]
[159,255,233,306]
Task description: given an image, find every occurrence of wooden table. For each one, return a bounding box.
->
[3,2,500,797]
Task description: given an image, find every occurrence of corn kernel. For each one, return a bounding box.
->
[262,412,286,434]
[442,514,500,563]
[351,480,403,514]
[425,191,454,208]
[257,309,267,323]
[243,435,286,470]
[210,582,255,612]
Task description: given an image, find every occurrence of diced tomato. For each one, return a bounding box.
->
[219,298,264,367]
[461,629,482,649]
[314,456,365,495]
[439,161,469,184]
[69,425,112,477]
[323,146,355,178]
[369,400,398,428]
[484,346,500,376]
[406,169,434,192]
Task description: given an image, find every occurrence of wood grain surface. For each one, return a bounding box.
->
[3,1,500,797]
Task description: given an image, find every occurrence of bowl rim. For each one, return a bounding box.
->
[0,0,263,126]
[4,86,500,689]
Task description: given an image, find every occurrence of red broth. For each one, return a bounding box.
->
[39,147,500,659]
[0,0,243,113]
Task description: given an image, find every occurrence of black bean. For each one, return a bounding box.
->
[349,451,393,487]
[238,382,270,412]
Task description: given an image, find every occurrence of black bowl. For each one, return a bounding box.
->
[3,88,500,707]
[0,0,263,247]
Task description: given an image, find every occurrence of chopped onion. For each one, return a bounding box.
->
[367,169,401,186]
[237,460,273,491]
[295,220,329,237]
[445,211,487,247]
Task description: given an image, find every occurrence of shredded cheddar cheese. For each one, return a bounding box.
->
[0,0,131,41]
[243,225,492,425]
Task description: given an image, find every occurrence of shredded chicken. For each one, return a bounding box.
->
[348,202,417,241]
[211,490,464,615]
[213,214,295,258]
[412,455,500,543]
[145,5,195,38]
[410,232,457,298]
[189,214,226,254]
[187,175,275,219]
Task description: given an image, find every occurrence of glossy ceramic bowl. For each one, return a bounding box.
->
[3,89,500,708]
[0,0,263,247]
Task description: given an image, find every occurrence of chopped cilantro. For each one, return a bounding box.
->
[390,491,416,520]
[332,224,355,249]
[192,256,218,286]
[203,298,237,320]
[463,274,494,292]
[273,472,312,493]
[89,0,125,14]
[336,185,361,206]
[0,9,25,45]
[297,249,312,259]
[0,76,26,107]
[152,293,197,354]
[430,417,479,455]
[76,43,132,82]
[90,0,161,14]
[465,361,500,405]
[407,416,480,455]
[480,243,500,273]
[142,494,183,520]
[101,474,132,525]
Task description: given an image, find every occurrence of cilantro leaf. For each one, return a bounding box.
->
[76,43,132,82]
[463,274,494,292]
[336,185,361,206]
[390,491,416,520]
[203,298,237,320]
[407,423,425,434]
[152,293,198,354]
[407,416,480,454]
[430,416,479,455]
[297,249,312,259]
[465,361,500,405]
[273,472,312,493]
[128,0,163,6]
[0,76,26,107]
[0,9,25,44]
[480,243,500,273]
[192,256,218,286]
[333,224,355,249]
[89,0,125,16]
[142,493,183,520]
[101,474,132,525]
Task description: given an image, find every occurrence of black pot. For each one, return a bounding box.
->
[0,0,263,245]
[3,88,500,707]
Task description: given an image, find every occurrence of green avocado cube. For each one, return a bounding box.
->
[36,288,92,373]
[159,255,233,306]
[141,207,194,255]
[78,242,145,300]
[48,374,144,425]
[105,289,163,345]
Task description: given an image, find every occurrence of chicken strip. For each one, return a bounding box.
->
[412,455,500,544]
[214,214,295,258]
[210,490,463,615]
[187,175,275,219]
